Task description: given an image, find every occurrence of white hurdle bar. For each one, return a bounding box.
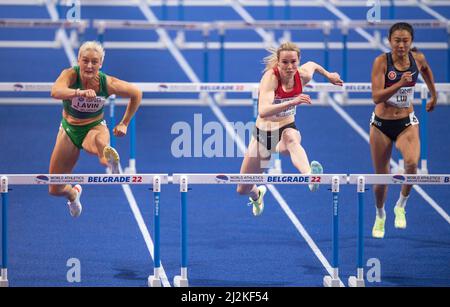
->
[2,82,450,174]
[1,173,449,287]
[0,174,169,288]
[0,18,89,31]
[3,82,450,93]
[172,174,347,287]
[171,173,450,287]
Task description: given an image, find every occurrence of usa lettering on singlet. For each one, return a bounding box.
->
[384,51,418,108]
[71,96,106,113]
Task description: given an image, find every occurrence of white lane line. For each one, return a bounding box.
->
[119,164,171,287]
[269,185,345,286]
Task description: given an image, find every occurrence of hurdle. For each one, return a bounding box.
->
[171,173,348,287]
[0,173,169,288]
[169,173,450,287]
[347,174,450,287]
[1,176,8,287]
[2,82,450,174]
[1,173,449,286]
[0,18,88,31]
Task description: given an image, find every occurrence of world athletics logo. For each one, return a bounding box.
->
[215,174,229,183]
[158,84,169,92]
[392,175,406,184]
[13,83,24,91]
[35,175,50,184]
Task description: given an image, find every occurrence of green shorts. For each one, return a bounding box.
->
[61,118,106,149]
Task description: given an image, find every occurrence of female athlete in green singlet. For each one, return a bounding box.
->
[50,41,142,218]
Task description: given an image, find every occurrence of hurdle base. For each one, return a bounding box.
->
[348,276,365,287]
[0,279,9,287]
[147,275,162,287]
[174,275,189,287]
[323,275,341,287]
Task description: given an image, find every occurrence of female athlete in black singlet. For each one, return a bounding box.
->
[370,23,437,238]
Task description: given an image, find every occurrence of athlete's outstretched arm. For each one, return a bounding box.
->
[299,61,343,86]
[107,76,142,136]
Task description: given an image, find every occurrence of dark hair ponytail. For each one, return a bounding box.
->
[388,22,414,41]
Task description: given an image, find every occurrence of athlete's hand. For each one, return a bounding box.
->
[113,122,128,137]
[327,72,344,86]
[78,89,97,98]
[400,72,414,86]
[291,94,312,106]
[426,95,437,112]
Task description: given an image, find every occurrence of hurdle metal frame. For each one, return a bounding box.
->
[0,174,169,288]
[1,173,449,287]
[171,173,348,287]
[169,173,450,288]
[2,82,450,175]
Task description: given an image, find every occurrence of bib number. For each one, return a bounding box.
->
[274,97,297,117]
[387,87,414,108]
[71,96,106,113]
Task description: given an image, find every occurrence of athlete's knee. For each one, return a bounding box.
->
[403,159,418,172]
[94,132,109,150]
[283,130,300,146]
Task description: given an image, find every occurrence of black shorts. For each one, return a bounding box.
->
[253,121,297,151]
[370,112,419,141]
